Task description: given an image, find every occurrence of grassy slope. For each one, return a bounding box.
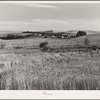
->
[1,32,100,49]
[0,30,100,46]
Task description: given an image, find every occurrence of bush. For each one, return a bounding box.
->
[91,45,98,51]
[39,41,48,52]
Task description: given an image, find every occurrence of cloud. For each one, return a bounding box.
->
[1,18,100,32]
[19,3,60,9]
[31,19,66,24]
[0,19,67,31]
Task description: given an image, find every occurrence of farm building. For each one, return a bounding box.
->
[41,30,53,37]
[54,33,64,38]
[62,32,76,39]
[61,34,69,39]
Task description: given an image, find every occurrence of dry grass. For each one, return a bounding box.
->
[0,50,100,90]
[0,31,100,90]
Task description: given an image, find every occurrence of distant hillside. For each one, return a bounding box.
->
[0,30,21,34]
[53,30,100,35]
[87,33,100,40]
[0,30,99,40]
[85,30,100,35]
[0,30,22,38]
[0,30,99,35]
[66,30,100,35]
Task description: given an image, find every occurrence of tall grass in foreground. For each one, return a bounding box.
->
[0,73,100,90]
[0,51,100,90]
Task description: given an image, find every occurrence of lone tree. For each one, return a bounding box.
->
[39,41,48,52]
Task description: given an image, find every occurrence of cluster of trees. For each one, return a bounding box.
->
[76,31,87,37]
[23,30,87,39]
[0,30,87,40]
[0,34,33,40]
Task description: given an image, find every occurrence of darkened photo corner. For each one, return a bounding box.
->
[0,2,99,90]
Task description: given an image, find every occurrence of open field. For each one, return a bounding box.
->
[0,33,99,54]
[0,33,99,90]
[0,33,100,48]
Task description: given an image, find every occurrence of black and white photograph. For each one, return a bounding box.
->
[0,1,100,92]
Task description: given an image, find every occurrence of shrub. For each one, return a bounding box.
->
[39,41,48,52]
[91,45,98,51]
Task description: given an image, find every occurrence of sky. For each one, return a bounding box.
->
[0,3,100,32]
